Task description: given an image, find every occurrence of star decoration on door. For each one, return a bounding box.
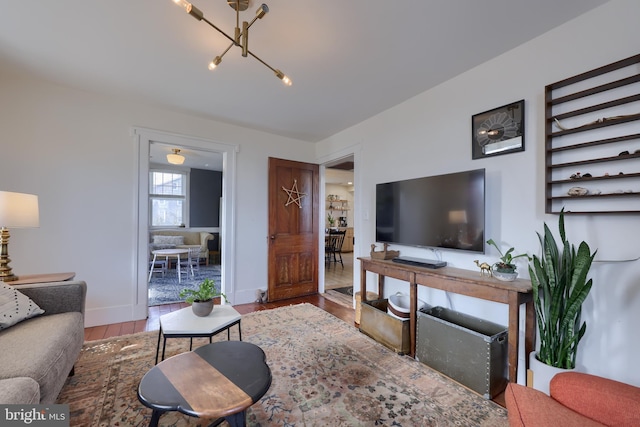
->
[282,179,307,208]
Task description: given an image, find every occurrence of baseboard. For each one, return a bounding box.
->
[85,304,140,328]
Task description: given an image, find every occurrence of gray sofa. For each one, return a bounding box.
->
[0,280,86,404]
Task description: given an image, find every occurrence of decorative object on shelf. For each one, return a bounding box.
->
[553,114,638,131]
[486,238,530,282]
[545,53,640,214]
[327,213,336,228]
[528,209,596,391]
[166,148,185,165]
[473,260,492,277]
[171,0,292,86]
[281,179,306,208]
[179,278,227,317]
[370,243,399,260]
[567,186,589,196]
[472,100,525,159]
[0,191,39,282]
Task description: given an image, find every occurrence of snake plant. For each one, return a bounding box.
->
[528,210,596,369]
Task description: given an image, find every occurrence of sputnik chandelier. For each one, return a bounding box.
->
[172,0,292,86]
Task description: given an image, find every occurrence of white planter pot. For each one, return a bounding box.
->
[529,351,574,395]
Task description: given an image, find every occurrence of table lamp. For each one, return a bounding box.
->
[0,191,39,282]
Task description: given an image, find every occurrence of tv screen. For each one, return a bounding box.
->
[375,169,485,253]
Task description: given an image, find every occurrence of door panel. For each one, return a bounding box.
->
[268,158,319,301]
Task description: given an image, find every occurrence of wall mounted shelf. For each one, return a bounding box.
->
[545,54,640,214]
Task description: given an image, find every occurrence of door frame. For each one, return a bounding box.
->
[132,127,238,319]
[317,143,362,295]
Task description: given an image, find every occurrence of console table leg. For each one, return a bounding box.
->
[409,282,417,358]
[507,292,519,382]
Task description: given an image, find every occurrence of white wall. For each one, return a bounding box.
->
[0,70,314,326]
[317,0,640,386]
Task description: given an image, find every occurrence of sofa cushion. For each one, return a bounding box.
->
[0,282,44,331]
[0,377,40,404]
[153,235,184,245]
[0,312,84,404]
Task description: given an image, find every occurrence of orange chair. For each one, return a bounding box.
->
[505,372,640,426]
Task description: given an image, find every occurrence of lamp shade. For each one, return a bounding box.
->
[0,191,40,228]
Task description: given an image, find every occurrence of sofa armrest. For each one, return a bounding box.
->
[505,383,604,427]
[551,372,640,426]
[12,281,86,317]
[199,232,213,247]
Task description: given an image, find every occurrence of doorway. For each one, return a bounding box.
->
[146,142,223,306]
[323,155,355,301]
[134,127,238,320]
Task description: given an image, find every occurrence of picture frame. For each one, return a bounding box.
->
[472,100,525,159]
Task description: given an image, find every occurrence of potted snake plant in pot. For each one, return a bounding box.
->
[486,239,531,281]
[179,278,228,317]
[528,209,596,394]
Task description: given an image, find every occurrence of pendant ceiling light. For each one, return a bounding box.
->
[167,148,185,165]
[172,0,292,86]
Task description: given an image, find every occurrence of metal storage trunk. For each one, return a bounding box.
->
[359,299,410,354]
[416,306,508,399]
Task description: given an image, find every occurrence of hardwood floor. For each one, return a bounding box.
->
[86,252,357,341]
[83,294,355,341]
[324,251,354,290]
[83,267,506,408]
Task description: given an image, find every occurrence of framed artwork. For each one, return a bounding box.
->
[472,100,525,159]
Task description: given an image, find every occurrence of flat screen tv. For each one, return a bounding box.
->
[375,169,485,253]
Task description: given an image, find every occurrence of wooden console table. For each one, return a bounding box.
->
[358,257,534,382]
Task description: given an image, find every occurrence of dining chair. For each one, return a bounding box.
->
[326,230,346,267]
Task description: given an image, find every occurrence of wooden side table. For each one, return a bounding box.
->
[6,272,75,285]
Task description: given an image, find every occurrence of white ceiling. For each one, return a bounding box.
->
[0,0,609,143]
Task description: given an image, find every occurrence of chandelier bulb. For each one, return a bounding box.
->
[172,0,203,20]
[275,70,292,86]
[172,0,191,12]
[208,56,222,71]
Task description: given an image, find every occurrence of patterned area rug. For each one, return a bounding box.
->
[57,304,507,426]
[148,264,221,306]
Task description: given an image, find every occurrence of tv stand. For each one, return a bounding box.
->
[358,257,534,383]
[392,256,446,269]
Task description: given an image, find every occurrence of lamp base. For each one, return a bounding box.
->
[0,272,17,282]
[0,227,17,282]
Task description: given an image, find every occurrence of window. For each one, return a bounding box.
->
[150,171,187,227]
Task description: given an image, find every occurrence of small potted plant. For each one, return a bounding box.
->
[327,213,336,229]
[486,238,531,281]
[179,278,227,317]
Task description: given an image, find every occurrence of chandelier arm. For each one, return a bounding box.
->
[201,16,237,45]
[220,42,235,59]
[246,49,277,73]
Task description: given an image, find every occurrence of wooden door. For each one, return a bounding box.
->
[268,157,319,301]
